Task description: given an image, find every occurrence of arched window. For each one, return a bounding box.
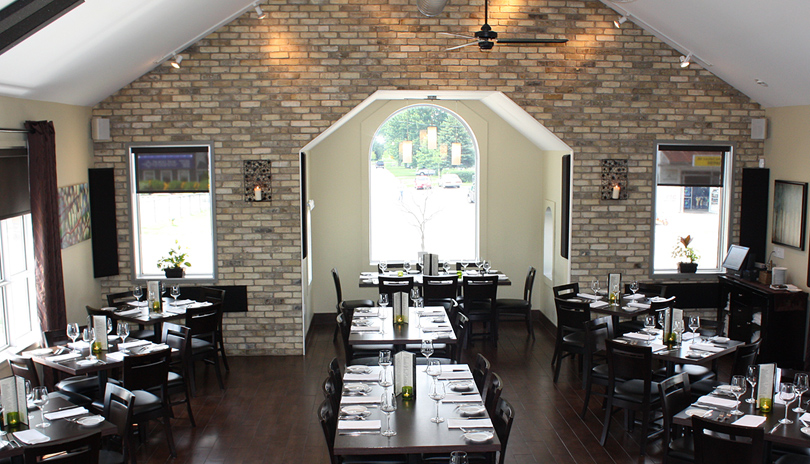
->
[369,105,478,263]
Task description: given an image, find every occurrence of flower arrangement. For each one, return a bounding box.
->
[672,235,699,264]
[157,240,191,275]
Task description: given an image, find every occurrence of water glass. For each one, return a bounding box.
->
[442,261,451,274]
[730,375,747,416]
[426,359,442,380]
[379,260,388,274]
[629,281,639,295]
[421,339,434,369]
[171,285,181,303]
[32,386,50,428]
[403,262,411,274]
[794,373,809,413]
[780,383,796,424]
[378,350,392,387]
[66,322,80,351]
[380,391,397,437]
[378,294,389,307]
[591,278,600,295]
[482,261,491,274]
[133,285,143,302]
[688,316,700,335]
[450,451,469,464]
[643,315,656,334]
[746,365,758,404]
[460,260,468,272]
[429,380,446,423]
[106,318,113,335]
[117,321,130,343]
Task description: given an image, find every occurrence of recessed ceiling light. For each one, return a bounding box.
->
[755,79,769,87]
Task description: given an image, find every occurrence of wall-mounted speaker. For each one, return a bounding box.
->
[91,117,111,141]
[88,168,119,277]
[751,118,768,140]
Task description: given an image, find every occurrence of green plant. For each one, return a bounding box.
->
[157,240,191,270]
[672,235,699,263]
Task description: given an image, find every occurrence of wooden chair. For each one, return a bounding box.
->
[106,291,154,341]
[552,282,580,300]
[122,347,176,458]
[691,415,765,464]
[332,268,375,342]
[328,357,343,392]
[161,322,196,427]
[99,383,136,464]
[461,275,499,345]
[186,307,225,394]
[198,286,229,372]
[422,274,459,311]
[8,356,69,403]
[24,431,102,464]
[483,371,503,415]
[318,398,408,464]
[692,341,760,397]
[658,373,695,464]
[551,297,591,383]
[580,316,614,418]
[471,353,491,394]
[491,397,516,464]
[495,266,536,339]
[378,275,414,304]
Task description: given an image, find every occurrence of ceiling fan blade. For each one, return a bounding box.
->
[496,38,568,44]
[439,32,476,40]
[446,41,480,51]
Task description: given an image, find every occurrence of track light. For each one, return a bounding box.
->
[613,15,627,28]
[680,52,692,68]
[254,4,267,19]
[170,54,183,68]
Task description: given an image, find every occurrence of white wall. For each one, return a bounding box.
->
[0,95,99,327]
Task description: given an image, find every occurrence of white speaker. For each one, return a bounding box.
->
[91,117,111,141]
[772,267,787,285]
[751,118,768,140]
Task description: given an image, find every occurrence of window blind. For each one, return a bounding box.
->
[656,144,729,187]
[0,148,31,220]
[132,146,210,193]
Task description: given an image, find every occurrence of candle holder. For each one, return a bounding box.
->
[243,160,272,203]
[601,159,628,200]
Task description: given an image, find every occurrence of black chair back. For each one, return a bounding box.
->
[331,268,344,305]
[186,309,219,343]
[322,375,341,414]
[552,283,579,299]
[554,297,591,338]
[605,339,654,390]
[659,373,693,464]
[122,348,171,393]
[731,341,760,377]
[422,274,458,307]
[328,357,343,392]
[484,372,503,415]
[453,312,470,360]
[24,431,102,464]
[462,275,498,309]
[580,316,615,416]
[472,353,491,393]
[318,398,339,464]
[493,397,516,464]
[102,383,136,463]
[378,275,414,303]
[692,415,765,464]
[8,355,40,386]
[521,267,537,304]
[107,291,137,307]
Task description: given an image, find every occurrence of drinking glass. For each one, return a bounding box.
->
[629,281,639,296]
[779,383,796,424]
[133,285,143,302]
[171,285,181,303]
[378,350,392,387]
[657,310,665,329]
[643,315,656,334]
[673,320,684,345]
[379,260,388,274]
[378,294,388,334]
[429,380,446,423]
[476,259,485,274]
[82,327,95,359]
[688,316,700,337]
[794,373,809,413]
[106,318,113,335]
[746,365,758,404]
[117,321,130,344]
[421,339,435,369]
[380,391,397,437]
[591,278,600,296]
[403,262,411,274]
[426,359,442,385]
[66,322,80,352]
[459,260,468,272]
[450,451,469,464]
[378,294,389,307]
[442,261,451,274]
[31,386,50,428]
[730,375,747,416]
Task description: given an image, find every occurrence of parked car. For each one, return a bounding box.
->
[375,160,385,169]
[416,168,436,176]
[439,174,462,188]
[414,174,432,190]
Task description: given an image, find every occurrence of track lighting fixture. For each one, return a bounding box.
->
[170,54,183,68]
[679,52,692,68]
[254,3,267,19]
[613,15,627,28]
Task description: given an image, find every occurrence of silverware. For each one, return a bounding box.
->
[769,423,783,434]
[338,430,381,436]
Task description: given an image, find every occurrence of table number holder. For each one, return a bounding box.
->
[393,292,409,325]
[0,375,29,427]
[93,315,109,351]
[419,252,438,276]
[394,351,416,399]
[147,280,163,316]
[756,363,775,411]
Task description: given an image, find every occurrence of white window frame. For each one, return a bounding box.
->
[651,143,733,277]
[0,214,39,353]
[128,143,217,282]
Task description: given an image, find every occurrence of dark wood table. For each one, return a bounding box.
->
[359,271,511,288]
[616,332,742,377]
[105,300,212,340]
[333,365,500,457]
[0,396,116,460]
[348,307,457,347]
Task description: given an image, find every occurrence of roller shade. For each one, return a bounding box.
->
[132,146,210,193]
[0,148,31,220]
[656,144,729,187]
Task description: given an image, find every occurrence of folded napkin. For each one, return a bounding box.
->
[116,308,142,316]
[350,325,380,333]
[67,341,90,349]
[691,343,725,353]
[590,301,608,309]
[46,352,81,362]
[650,343,668,352]
[800,412,810,422]
[438,372,474,381]
[698,395,739,409]
[118,339,150,350]
[625,293,646,300]
[419,309,446,316]
[576,293,602,300]
[14,429,49,444]
[44,407,89,421]
[497,274,507,280]
[421,325,453,332]
[447,418,493,429]
[340,396,381,405]
[337,420,381,430]
[127,301,147,307]
[353,308,379,316]
[105,351,126,362]
[169,299,194,306]
[442,394,482,403]
[627,302,651,309]
[442,365,470,372]
[344,373,379,382]
[624,332,654,341]
[143,343,170,353]
[650,296,676,303]
[188,301,213,308]
[732,415,766,428]
[682,332,700,340]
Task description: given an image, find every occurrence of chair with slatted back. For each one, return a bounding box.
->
[472,353,491,394]
[99,383,136,464]
[691,341,760,398]
[461,275,499,346]
[122,347,176,458]
[658,373,695,464]
[692,415,765,464]
[24,430,102,464]
[332,268,375,342]
[106,292,155,341]
[198,287,229,372]
[7,356,69,403]
[185,308,225,395]
[378,275,414,304]
[422,274,459,311]
[580,316,615,419]
[483,371,503,415]
[40,327,98,405]
[322,375,341,415]
[551,297,591,383]
[495,266,536,339]
[318,398,408,464]
[328,357,343,392]
[160,322,196,427]
[552,282,580,300]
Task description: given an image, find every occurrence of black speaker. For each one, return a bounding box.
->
[561,154,571,259]
[739,168,769,265]
[88,168,119,278]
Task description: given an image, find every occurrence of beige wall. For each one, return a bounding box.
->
[0,95,99,329]
[764,105,810,290]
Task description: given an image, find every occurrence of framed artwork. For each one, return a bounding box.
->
[772,180,807,250]
[58,183,91,249]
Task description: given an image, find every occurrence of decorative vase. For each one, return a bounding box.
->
[678,262,697,273]
[164,267,184,278]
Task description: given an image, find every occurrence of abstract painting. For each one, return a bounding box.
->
[58,183,91,249]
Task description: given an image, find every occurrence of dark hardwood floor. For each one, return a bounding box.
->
[136,317,682,463]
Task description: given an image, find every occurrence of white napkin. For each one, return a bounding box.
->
[442,394,482,403]
[442,365,470,372]
[447,418,493,429]
[624,332,654,341]
[421,325,453,332]
[340,396,380,405]
[732,415,766,427]
[438,371,474,380]
[116,308,142,316]
[800,412,810,422]
[44,407,89,421]
[350,325,380,333]
[127,301,147,307]
[698,395,738,409]
[625,293,646,300]
[105,351,126,362]
[188,301,213,308]
[169,299,194,306]
[650,296,676,304]
[419,309,446,316]
[682,332,700,340]
[691,343,725,353]
[67,341,90,349]
[576,293,601,300]
[118,339,150,350]
[628,302,651,309]
[46,352,81,362]
[14,429,49,444]
[590,301,609,309]
[344,373,379,382]
[650,343,668,352]
[497,274,507,280]
[337,420,381,430]
[144,343,170,353]
[353,308,379,317]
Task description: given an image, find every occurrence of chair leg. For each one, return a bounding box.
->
[639,407,650,456]
[553,352,563,383]
[526,312,534,339]
[600,396,613,446]
[217,333,230,372]
[581,376,593,419]
[162,409,177,458]
[212,353,225,391]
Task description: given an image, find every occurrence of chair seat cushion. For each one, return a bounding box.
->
[130,389,163,415]
[668,435,695,461]
[691,378,722,396]
[615,379,661,402]
[344,300,375,310]
[775,456,810,464]
[592,363,609,379]
[562,332,585,345]
[56,376,99,395]
[495,299,529,311]
[655,364,715,383]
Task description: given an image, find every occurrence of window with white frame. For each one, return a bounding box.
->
[0,214,38,350]
[652,144,732,274]
[129,144,216,280]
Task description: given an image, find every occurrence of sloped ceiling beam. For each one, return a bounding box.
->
[0,0,83,55]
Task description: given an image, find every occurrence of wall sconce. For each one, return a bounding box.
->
[601,159,628,200]
[244,160,272,203]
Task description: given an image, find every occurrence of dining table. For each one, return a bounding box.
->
[333,364,500,459]
[358,270,511,288]
[105,298,214,340]
[0,395,116,461]
[348,306,457,349]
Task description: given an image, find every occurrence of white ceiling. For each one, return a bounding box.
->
[0,0,806,108]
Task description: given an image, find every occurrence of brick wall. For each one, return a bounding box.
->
[92,0,765,355]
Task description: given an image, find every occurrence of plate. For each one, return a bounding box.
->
[448,380,474,392]
[458,405,486,417]
[76,415,105,427]
[712,336,730,344]
[685,408,710,417]
[76,358,100,366]
[715,385,732,393]
[101,306,117,312]
[686,351,706,359]
[26,348,53,356]
[463,431,494,442]
[340,406,368,416]
[352,319,372,327]
[802,427,810,437]
[344,383,373,393]
[346,366,371,374]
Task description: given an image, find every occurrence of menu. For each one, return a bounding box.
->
[0,376,29,426]
[93,315,108,350]
[757,363,775,409]
[393,351,415,398]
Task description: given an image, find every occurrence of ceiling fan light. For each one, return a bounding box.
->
[613,16,627,28]
[417,0,449,17]
[679,52,692,68]
[254,5,268,19]
[170,54,183,68]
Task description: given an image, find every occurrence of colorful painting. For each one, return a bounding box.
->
[58,183,91,249]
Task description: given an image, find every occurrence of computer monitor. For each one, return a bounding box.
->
[722,245,750,273]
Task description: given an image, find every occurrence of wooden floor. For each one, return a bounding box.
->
[135,317,678,464]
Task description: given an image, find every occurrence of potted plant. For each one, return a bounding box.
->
[672,235,699,273]
[157,240,191,278]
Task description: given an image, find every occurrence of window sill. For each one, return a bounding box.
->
[651,271,722,281]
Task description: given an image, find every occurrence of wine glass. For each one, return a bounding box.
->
[421,339,435,370]
[459,260,468,273]
[688,316,700,338]
[133,285,143,302]
[429,380,446,423]
[657,310,665,329]
[629,280,639,296]
[476,259,485,274]
[378,294,389,334]
[117,321,130,344]
[794,373,809,413]
[483,261,491,274]
[379,260,388,274]
[745,365,758,404]
[403,262,411,274]
[591,278,600,296]
[171,285,181,304]
[378,350,392,387]
[643,315,656,334]
[106,318,113,335]
[31,386,50,428]
[442,261,451,274]
[450,451,469,464]
[730,375,747,416]
[779,383,796,424]
[66,322,80,352]
[380,390,397,437]
[82,327,95,359]
[426,359,442,385]
[673,320,684,344]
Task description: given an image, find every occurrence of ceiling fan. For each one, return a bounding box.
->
[441,0,568,51]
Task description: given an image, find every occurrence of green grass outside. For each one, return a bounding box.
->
[380,162,471,187]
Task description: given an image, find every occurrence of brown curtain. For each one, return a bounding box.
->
[25,120,66,333]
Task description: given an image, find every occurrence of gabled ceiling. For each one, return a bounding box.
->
[0,0,806,108]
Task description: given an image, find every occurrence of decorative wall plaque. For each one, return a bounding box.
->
[601,159,628,200]
[243,160,272,202]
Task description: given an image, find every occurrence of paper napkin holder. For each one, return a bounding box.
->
[394,351,416,398]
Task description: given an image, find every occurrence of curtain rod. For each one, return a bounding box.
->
[0,127,31,134]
